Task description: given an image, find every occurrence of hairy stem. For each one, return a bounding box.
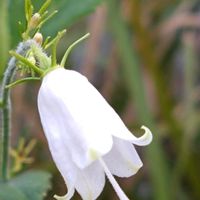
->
[0,40,35,181]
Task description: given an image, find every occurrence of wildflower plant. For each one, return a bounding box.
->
[0,0,152,200]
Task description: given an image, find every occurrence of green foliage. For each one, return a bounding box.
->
[8,0,103,47]
[43,0,103,35]
[108,1,171,200]
[25,0,33,22]
[0,170,51,200]
[0,184,27,200]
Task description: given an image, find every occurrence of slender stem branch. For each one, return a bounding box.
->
[0,40,34,181]
[5,77,41,89]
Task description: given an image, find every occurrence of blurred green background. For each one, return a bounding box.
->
[1,0,200,199]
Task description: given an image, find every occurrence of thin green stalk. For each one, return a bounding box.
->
[108,1,171,200]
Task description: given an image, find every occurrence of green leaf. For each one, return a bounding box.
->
[10,170,52,200]
[0,184,28,200]
[42,0,103,36]
[8,0,25,46]
[0,170,51,200]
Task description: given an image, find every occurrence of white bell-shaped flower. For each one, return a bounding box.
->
[38,67,152,200]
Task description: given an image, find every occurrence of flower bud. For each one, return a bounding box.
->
[29,13,41,29]
[33,33,43,45]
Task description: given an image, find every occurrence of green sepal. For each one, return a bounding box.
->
[51,29,66,66]
[31,45,51,70]
[60,33,90,67]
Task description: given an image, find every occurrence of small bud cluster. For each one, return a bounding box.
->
[8,0,89,87]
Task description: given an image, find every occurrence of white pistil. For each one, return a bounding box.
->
[99,157,130,200]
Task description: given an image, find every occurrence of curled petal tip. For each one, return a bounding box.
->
[54,194,67,200]
[140,125,153,145]
[53,187,75,200]
[54,195,63,200]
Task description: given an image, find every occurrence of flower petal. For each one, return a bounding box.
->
[110,123,153,146]
[74,160,105,200]
[103,137,143,177]
[38,67,113,168]
[46,138,76,200]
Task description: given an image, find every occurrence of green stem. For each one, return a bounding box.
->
[0,40,34,181]
[1,58,16,181]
